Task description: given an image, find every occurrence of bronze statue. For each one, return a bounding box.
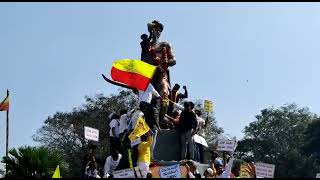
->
[140,20,176,128]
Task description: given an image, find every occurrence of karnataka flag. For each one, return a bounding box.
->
[128,116,150,142]
[0,94,9,111]
[111,59,157,91]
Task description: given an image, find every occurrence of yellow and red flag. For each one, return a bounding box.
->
[111,59,157,91]
[0,94,9,111]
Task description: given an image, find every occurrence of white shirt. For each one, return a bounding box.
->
[119,114,129,134]
[109,119,120,138]
[129,109,144,130]
[197,116,206,137]
[103,154,122,177]
[138,83,160,104]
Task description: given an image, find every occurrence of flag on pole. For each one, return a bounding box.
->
[128,116,150,142]
[52,165,61,178]
[0,93,9,111]
[110,59,157,91]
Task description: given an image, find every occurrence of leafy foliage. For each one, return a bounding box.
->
[33,89,137,177]
[235,103,320,177]
[1,146,63,178]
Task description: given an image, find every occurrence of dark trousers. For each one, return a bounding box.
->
[194,143,204,163]
[131,145,139,167]
[110,136,120,153]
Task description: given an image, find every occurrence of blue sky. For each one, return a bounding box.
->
[1,2,320,166]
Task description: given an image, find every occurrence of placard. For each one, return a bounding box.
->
[316,173,320,178]
[216,139,236,152]
[204,100,213,113]
[193,134,208,147]
[113,168,135,178]
[255,162,275,178]
[159,164,181,178]
[131,137,141,147]
[84,126,99,141]
[150,165,188,178]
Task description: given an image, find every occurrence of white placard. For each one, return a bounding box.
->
[131,137,141,147]
[159,164,181,178]
[316,173,320,178]
[216,139,236,152]
[193,134,208,147]
[255,162,275,178]
[84,126,99,142]
[113,168,135,178]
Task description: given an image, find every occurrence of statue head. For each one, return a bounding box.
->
[148,20,164,40]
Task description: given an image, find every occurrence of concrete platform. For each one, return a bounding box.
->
[153,129,180,161]
[152,129,210,176]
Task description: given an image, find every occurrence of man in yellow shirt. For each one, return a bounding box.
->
[137,132,153,178]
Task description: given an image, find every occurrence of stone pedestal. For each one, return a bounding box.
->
[153,129,180,161]
[153,129,210,177]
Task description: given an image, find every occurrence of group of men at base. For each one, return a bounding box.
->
[81,143,258,178]
[81,83,212,178]
[183,151,257,178]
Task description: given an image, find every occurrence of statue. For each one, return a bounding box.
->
[140,20,176,128]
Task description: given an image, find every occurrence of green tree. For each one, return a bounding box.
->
[1,146,63,178]
[235,103,319,177]
[33,89,137,177]
[303,118,320,156]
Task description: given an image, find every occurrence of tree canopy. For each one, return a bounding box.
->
[235,103,320,178]
[1,146,63,178]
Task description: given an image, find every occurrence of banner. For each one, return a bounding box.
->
[84,126,99,142]
[204,100,213,113]
[193,134,208,147]
[150,165,188,178]
[159,164,181,178]
[216,139,236,152]
[113,168,135,178]
[255,162,275,178]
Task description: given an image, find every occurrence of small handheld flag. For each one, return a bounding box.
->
[52,165,61,178]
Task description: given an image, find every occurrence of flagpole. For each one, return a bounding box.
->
[5,89,9,175]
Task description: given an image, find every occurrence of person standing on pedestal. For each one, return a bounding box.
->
[177,102,198,161]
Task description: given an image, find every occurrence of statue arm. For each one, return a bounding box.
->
[178,87,188,99]
[166,43,176,66]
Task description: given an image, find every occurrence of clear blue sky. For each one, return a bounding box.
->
[1,2,320,166]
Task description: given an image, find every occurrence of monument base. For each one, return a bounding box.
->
[152,129,210,177]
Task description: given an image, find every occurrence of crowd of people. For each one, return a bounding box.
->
[81,82,254,178]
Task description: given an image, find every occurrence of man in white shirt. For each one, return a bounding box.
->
[138,83,161,104]
[103,150,122,178]
[194,110,208,163]
[137,83,162,161]
[118,109,129,139]
[109,112,120,153]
